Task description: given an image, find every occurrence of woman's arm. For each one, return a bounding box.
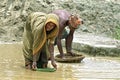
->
[48,43,57,69]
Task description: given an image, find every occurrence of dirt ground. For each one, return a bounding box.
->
[0,0,120,42]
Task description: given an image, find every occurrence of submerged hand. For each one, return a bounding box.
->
[51,61,57,69]
[32,62,37,71]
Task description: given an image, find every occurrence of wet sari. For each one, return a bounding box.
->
[23,12,59,68]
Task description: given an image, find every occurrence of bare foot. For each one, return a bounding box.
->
[25,64,31,69]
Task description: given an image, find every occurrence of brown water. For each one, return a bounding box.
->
[0,42,120,80]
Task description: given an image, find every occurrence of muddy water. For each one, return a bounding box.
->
[0,43,120,80]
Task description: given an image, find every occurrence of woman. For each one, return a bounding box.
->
[23,12,59,70]
[53,10,83,58]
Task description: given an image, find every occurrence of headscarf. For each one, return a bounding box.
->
[32,13,59,55]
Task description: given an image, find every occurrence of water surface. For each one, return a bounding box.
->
[0,43,120,80]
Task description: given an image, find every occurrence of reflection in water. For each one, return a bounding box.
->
[0,43,120,80]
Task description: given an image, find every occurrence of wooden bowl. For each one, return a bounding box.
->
[55,54,85,63]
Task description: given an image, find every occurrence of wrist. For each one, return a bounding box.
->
[33,58,36,62]
[33,54,37,62]
[33,61,36,63]
[32,61,37,65]
[51,58,55,62]
[67,51,72,53]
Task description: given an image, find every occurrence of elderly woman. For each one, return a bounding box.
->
[53,10,83,58]
[23,12,59,70]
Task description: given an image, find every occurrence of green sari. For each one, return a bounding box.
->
[23,12,59,68]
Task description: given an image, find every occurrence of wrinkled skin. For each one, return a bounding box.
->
[53,10,83,58]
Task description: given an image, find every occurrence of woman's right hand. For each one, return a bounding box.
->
[32,61,37,70]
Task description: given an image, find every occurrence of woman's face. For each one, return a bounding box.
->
[45,22,56,31]
[69,15,83,29]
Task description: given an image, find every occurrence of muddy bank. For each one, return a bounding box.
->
[62,33,120,57]
[0,0,120,42]
[0,0,120,57]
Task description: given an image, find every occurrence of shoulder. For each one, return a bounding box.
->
[53,10,71,20]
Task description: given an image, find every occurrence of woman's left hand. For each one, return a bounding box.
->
[51,61,57,69]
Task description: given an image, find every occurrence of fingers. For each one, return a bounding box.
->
[54,64,57,70]
[32,62,37,71]
[67,52,76,56]
[32,65,37,70]
[51,62,57,69]
[60,54,65,59]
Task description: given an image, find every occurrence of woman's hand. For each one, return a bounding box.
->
[32,61,37,71]
[67,52,76,56]
[51,61,57,69]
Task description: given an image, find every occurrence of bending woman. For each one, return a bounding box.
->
[23,12,59,70]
